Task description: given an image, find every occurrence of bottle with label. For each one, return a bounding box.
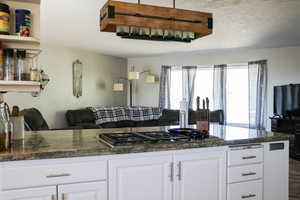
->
[3,49,15,81]
[30,57,40,81]
[0,3,10,35]
[16,50,27,81]
[0,102,12,152]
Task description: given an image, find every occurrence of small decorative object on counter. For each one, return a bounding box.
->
[15,9,31,37]
[30,57,40,81]
[0,3,10,35]
[179,98,189,128]
[0,102,13,152]
[3,48,15,81]
[196,97,210,132]
[16,50,27,80]
[11,106,24,141]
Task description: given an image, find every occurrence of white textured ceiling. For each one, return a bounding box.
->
[41,0,300,58]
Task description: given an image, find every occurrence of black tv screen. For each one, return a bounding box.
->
[274,84,300,117]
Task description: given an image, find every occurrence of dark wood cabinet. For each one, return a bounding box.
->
[270,117,300,159]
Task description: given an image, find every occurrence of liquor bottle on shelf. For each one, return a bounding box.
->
[3,48,15,81]
[16,50,26,81]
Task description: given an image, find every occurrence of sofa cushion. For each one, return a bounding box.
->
[160,109,179,122]
[135,120,159,127]
[100,120,136,128]
[66,109,95,126]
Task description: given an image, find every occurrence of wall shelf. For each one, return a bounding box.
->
[0,35,40,45]
[0,0,42,94]
[0,81,41,93]
[6,0,40,4]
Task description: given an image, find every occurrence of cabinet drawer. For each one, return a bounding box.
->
[228,164,263,183]
[228,180,262,200]
[228,147,263,166]
[1,160,107,190]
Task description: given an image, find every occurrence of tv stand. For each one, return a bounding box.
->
[270,117,300,159]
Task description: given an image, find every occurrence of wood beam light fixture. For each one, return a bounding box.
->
[100,0,213,43]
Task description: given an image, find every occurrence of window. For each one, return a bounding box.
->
[170,64,250,127]
[193,68,214,110]
[226,65,249,127]
[170,68,182,109]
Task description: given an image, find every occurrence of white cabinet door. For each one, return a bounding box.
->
[174,149,227,200]
[1,186,56,200]
[109,155,173,200]
[263,141,289,200]
[57,181,107,200]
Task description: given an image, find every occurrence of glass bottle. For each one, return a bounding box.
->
[179,99,189,128]
[3,48,15,81]
[16,50,26,81]
[0,102,12,152]
[30,56,40,81]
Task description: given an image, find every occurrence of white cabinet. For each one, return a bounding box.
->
[228,180,262,200]
[263,141,289,200]
[1,160,107,190]
[174,149,227,200]
[2,186,56,200]
[0,141,290,200]
[1,182,107,200]
[227,145,264,200]
[109,154,173,200]
[57,182,107,200]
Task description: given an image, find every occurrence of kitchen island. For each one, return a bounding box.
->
[0,125,293,200]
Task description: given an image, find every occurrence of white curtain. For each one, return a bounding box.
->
[182,66,197,109]
[158,66,171,109]
[213,64,227,124]
[248,60,268,130]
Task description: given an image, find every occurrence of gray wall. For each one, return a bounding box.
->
[5,45,127,129]
[128,46,300,130]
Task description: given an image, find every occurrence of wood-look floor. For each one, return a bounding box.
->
[290,159,300,200]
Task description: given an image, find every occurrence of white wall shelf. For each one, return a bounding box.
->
[5,0,40,4]
[0,0,41,94]
[0,35,40,45]
[0,81,41,93]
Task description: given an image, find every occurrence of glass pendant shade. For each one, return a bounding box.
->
[128,71,140,80]
[145,75,155,83]
[116,25,130,36]
[113,83,124,91]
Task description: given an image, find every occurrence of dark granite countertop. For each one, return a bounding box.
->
[0,125,293,162]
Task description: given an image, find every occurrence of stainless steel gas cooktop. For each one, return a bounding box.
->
[98,128,209,147]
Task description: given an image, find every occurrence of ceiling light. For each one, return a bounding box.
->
[100,0,213,43]
[128,72,140,80]
[113,83,124,91]
[145,75,155,83]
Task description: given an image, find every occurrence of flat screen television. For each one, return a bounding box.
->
[274,84,300,117]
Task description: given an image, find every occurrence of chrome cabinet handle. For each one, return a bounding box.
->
[242,172,257,176]
[242,156,256,160]
[177,161,182,181]
[241,194,256,199]
[46,173,71,178]
[170,162,174,182]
